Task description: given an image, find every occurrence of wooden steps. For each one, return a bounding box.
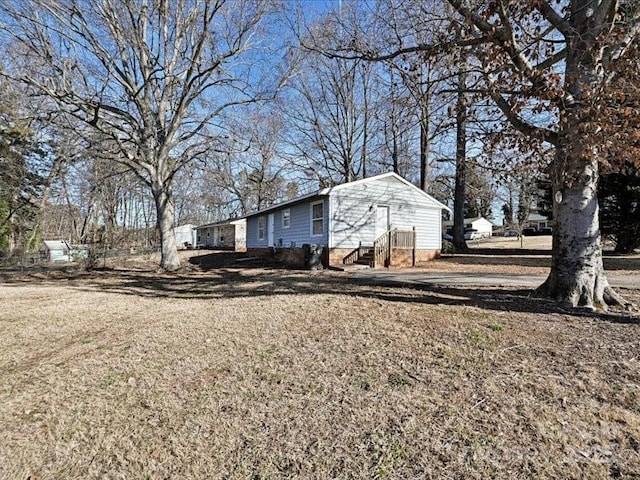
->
[335,246,374,269]
[354,250,374,267]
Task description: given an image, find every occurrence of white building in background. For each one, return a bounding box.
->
[443,216,494,238]
[173,224,197,248]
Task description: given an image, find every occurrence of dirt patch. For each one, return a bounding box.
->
[1,254,639,479]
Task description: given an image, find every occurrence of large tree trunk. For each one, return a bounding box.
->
[537,0,628,310]
[537,154,618,309]
[538,143,629,309]
[151,179,180,272]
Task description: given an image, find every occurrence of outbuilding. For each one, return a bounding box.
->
[40,240,72,262]
[173,224,197,248]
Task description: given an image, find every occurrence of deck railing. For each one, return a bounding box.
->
[372,228,416,267]
[391,229,416,249]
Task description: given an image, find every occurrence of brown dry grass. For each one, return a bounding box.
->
[1,252,639,479]
[427,236,639,276]
[416,254,640,276]
[469,235,554,251]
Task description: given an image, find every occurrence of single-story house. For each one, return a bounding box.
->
[244,172,450,268]
[40,240,72,262]
[174,224,197,248]
[196,218,247,252]
[443,216,494,238]
[524,213,550,231]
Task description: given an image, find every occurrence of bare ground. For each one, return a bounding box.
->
[1,251,639,479]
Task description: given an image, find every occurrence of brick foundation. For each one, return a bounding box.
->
[413,249,440,265]
[388,248,440,267]
[247,246,440,269]
[246,247,324,269]
[246,247,273,259]
[328,247,440,268]
[274,247,307,268]
[328,248,358,266]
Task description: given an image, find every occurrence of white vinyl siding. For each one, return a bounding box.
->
[246,174,445,251]
[329,175,443,250]
[311,201,324,237]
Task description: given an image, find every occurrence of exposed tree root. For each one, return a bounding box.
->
[536,272,638,314]
[603,285,637,312]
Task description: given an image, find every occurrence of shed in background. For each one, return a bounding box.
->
[173,224,197,248]
[40,240,72,262]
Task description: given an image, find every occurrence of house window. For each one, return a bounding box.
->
[311,201,324,236]
[258,216,265,240]
[282,208,291,229]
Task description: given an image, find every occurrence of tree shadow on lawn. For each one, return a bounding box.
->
[444,251,640,271]
[51,266,640,325]
[2,249,637,323]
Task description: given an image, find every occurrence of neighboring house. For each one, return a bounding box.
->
[196,218,247,252]
[174,224,197,248]
[40,240,72,262]
[244,172,450,268]
[524,213,550,231]
[443,216,494,238]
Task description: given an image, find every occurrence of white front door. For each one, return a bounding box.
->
[375,206,390,239]
[267,213,275,247]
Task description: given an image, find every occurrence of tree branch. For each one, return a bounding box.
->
[534,0,574,38]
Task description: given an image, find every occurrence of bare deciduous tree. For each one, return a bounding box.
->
[0,0,278,270]
[285,52,376,185]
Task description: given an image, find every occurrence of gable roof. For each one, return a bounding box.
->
[526,213,549,222]
[443,216,494,226]
[326,172,451,211]
[244,172,451,218]
[42,240,71,251]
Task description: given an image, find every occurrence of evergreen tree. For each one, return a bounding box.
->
[0,123,45,254]
[598,164,640,254]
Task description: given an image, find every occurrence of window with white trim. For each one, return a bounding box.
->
[257,216,265,240]
[282,208,291,229]
[311,201,324,236]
